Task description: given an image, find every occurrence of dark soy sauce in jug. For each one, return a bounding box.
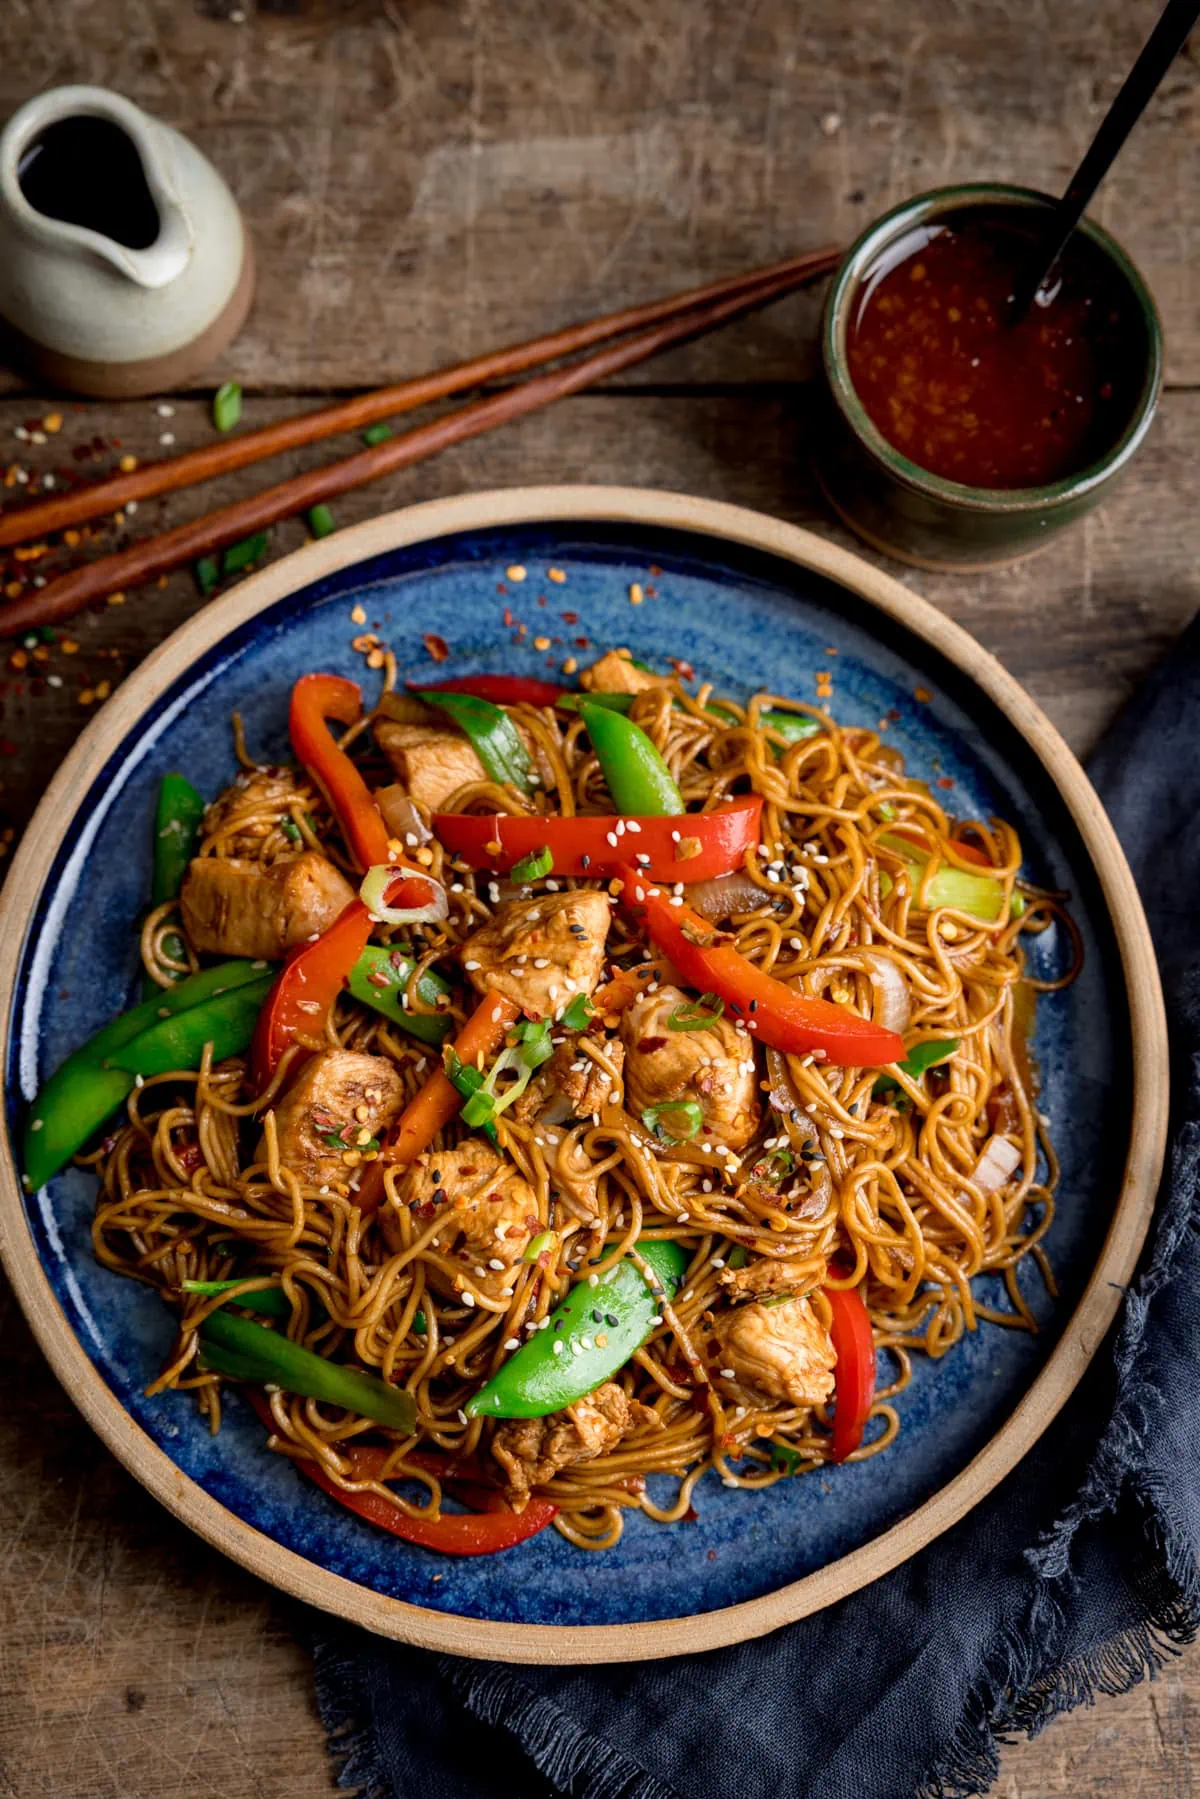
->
[17,116,160,250]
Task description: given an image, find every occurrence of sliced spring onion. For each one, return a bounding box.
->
[770,1441,805,1475]
[641,1099,704,1141]
[359,863,449,926]
[559,993,593,1032]
[667,993,725,1032]
[221,530,270,577]
[523,1230,556,1262]
[212,380,242,432]
[362,422,393,446]
[198,1311,417,1433]
[446,1051,499,1142]
[1011,893,1027,919]
[511,845,553,882]
[306,503,336,539]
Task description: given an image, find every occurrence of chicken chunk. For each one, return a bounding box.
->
[621,984,760,1151]
[384,1139,539,1300]
[720,1254,823,1300]
[180,851,355,960]
[375,720,554,814]
[459,890,612,1018]
[710,1297,836,1410]
[579,649,672,697]
[511,1035,625,1126]
[270,1051,405,1190]
[491,1381,662,1509]
[201,766,307,859]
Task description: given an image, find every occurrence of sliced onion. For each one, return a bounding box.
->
[359,863,448,926]
[969,1134,1022,1194]
[858,951,912,1035]
[374,783,431,845]
[684,871,770,921]
[764,1047,833,1219]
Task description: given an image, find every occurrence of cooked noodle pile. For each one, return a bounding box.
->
[89,657,1076,1550]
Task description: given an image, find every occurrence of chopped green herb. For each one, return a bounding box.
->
[221,531,270,577]
[280,817,302,843]
[194,555,220,596]
[362,422,393,446]
[770,1443,805,1476]
[306,503,336,540]
[641,1099,704,1141]
[874,1037,959,1100]
[667,993,725,1032]
[560,993,593,1032]
[212,381,242,433]
[877,802,897,822]
[511,845,553,883]
[727,1245,749,1270]
[523,1230,556,1262]
[412,1308,428,1335]
[36,624,57,644]
[1010,893,1027,919]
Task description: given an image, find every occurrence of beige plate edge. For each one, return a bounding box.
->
[0,484,1168,1665]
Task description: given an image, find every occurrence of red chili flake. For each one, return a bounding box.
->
[888,707,902,721]
[502,607,515,627]
[574,636,590,649]
[516,623,528,638]
[496,583,508,595]
[649,564,662,577]
[706,1548,718,1563]
[914,686,932,703]
[935,776,954,790]
[683,1505,700,1523]
[536,594,546,608]
[0,738,16,756]
[176,1142,204,1173]
[644,585,658,598]
[669,658,695,681]
[561,611,578,624]
[422,632,449,663]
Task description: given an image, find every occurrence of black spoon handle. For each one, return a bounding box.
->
[1014,0,1200,314]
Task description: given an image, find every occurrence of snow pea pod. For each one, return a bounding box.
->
[345,944,453,1046]
[198,1310,417,1433]
[465,1239,689,1419]
[418,689,534,793]
[104,973,275,1076]
[23,960,266,1190]
[575,700,683,817]
[143,773,206,997]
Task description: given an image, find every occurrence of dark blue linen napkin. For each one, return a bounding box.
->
[311,617,1200,1799]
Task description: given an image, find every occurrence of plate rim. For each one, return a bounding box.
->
[0,483,1168,1665]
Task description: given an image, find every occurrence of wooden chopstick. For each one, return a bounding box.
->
[0,251,840,636]
[0,246,840,551]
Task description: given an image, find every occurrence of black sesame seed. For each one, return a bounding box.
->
[749,999,759,1013]
[591,1308,602,1324]
[580,854,591,870]
[554,1318,564,1330]
[432,1187,447,1205]
[604,1312,619,1328]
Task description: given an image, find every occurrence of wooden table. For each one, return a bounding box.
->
[0,3,1196,1794]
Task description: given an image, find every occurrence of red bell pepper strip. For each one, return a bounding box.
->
[252,899,374,1087]
[252,863,441,1087]
[433,797,763,885]
[615,863,905,1067]
[412,674,566,708]
[290,676,439,913]
[356,991,522,1213]
[825,1283,876,1463]
[243,1390,556,1554]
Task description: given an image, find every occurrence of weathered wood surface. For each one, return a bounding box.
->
[0,1,1198,1795]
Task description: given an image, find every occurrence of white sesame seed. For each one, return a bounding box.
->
[625,819,641,833]
[504,1337,520,1351]
[588,1273,599,1287]
[533,957,551,968]
[553,1340,565,1355]
[488,1257,506,1271]
[649,1315,662,1328]
[30,1118,43,1132]
[462,1292,476,1307]
[605,832,618,848]
[720,1368,736,1379]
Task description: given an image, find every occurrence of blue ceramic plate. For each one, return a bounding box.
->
[0,490,1164,1663]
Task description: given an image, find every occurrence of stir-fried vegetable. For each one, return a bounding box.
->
[825,1284,877,1462]
[562,689,823,745]
[510,845,553,883]
[302,1443,559,1554]
[106,973,274,1076]
[641,1100,704,1140]
[182,1278,292,1316]
[466,1240,689,1418]
[346,945,453,1046]
[24,960,268,1190]
[432,796,762,884]
[617,865,906,1067]
[418,689,535,793]
[576,700,683,815]
[415,674,565,708]
[879,831,1007,924]
[453,1016,555,1135]
[874,1037,960,1100]
[252,899,376,1087]
[356,993,522,1214]
[143,772,207,995]
[198,1310,417,1432]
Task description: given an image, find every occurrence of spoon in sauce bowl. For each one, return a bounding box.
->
[1010,0,1200,320]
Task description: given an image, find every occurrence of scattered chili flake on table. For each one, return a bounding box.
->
[547,567,566,584]
[914,687,932,703]
[936,776,954,789]
[423,632,449,662]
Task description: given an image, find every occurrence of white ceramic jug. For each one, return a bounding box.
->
[0,85,254,397]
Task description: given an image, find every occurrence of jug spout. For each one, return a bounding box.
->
[3,86,192,289]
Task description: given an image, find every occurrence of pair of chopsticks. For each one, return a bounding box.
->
[0,244,841,635]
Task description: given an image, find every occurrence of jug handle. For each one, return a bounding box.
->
[0,85,193,291]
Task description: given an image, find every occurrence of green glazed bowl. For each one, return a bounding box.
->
[816,183,1163,570]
